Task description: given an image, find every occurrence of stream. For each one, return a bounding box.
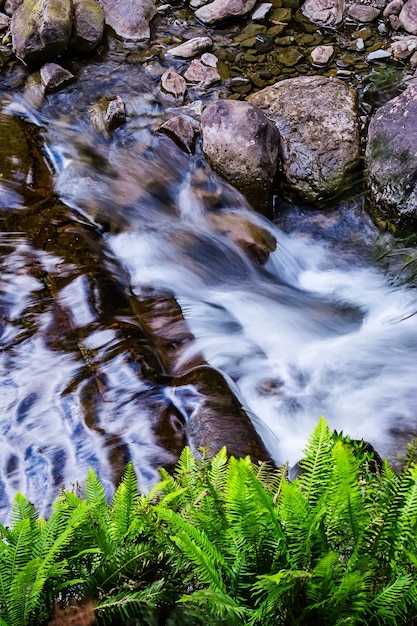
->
[1,40,417,523]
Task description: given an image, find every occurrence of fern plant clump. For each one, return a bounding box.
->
[1,417,417,625]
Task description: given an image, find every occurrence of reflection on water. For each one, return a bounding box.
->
[1,71,417,523]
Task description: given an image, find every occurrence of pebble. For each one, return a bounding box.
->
[252,2,273,20]
[366,49,392,61]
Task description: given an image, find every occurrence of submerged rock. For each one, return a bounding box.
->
[365,84,417,234]
[11,0,73,65]
[167,35,212,58]
[249,75,360,205]
[201,99,280,211]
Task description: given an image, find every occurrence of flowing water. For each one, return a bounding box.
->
[1,48,417,523]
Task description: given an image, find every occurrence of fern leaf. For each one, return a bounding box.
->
[83,467,108,514]
[109,462,139,541]
[9,493,38,528]
[298,417,334,505]
[8,558,46,625]
[94,579,166,623]
[179,588,249,623]
[370,574,414,618]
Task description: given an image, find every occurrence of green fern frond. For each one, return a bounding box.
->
[109,462,139,541]
[369,574,414,619]
[94,579,167,624]
[179,588,249,623]
[8,494,38,529]
[8,559,47,626]
[83,467,108,514]
[298,416,334,505]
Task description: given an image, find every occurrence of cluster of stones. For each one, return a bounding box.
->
[1,0,417,232]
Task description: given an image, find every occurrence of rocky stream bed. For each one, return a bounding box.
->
[1,0,417,520]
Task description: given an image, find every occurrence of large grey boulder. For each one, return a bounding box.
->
[365,84,417,234]
[69,0,104,53]
[201,99,280,211]
[249,76,360,205]
[195,0,257,25]
[11,0,73,65]
[98,0,156,41]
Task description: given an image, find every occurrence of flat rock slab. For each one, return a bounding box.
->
[365,84,417,233]
[249,75,360,205]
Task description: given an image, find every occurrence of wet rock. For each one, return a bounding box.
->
[365,84,417,234]
[366,48,391,60]
[158,115,197,152]
[40,62,75,92]
[302,0,344,26]
[194,0,257,25]
[200,51,218,67]
[69,0,104,53]
[3,0,21,15]
[167,35,212,58]
[160,69,186,100]
[90,95,126,135]
[389,35,417,58]
[252,2,273,20]
[207,211,277,264]
[201,99,280,211]
[184,57,220,87]
[399,0,417,34]
[177,366,273,462]
[0,12,9,29]
[98,0,156,41]
[249,76,360,205]
[347,4,380,21]
[311,44,334,64]
[383,0,403,16]
[11,0,73,65]
[0,112,53,209]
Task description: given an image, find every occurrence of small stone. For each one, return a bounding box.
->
[255,33,273,51]
[160,69,187,99]
[410,49,417,65]
[366,48,392,61]
[201,52,218,67]
[276,46,303,66]
[167,36,213,58]
[383,0,403,16]
[389,13,402,28]
[252,2,273,19]
[378,21,389,33]
[40,63,75,93]
[158,115,196,152]
[184,59,221,86]
[310,44,334,64]
[270,6,292,20]
[0,13,10,30]
[347,4,380,21]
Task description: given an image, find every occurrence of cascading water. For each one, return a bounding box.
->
[1,57,417,524]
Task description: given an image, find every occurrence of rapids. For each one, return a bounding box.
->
[1,49,417,523]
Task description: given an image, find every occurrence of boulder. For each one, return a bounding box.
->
[69,0,104,53]
[90,95,126,135]
[98,0,156,41]
[365,84,417,234]
[399,0,417,34]
[302,0,344,26]
[249,76,360,205]
[11,0,73,65]
[201,99,280,211]
[195,0,257,25]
